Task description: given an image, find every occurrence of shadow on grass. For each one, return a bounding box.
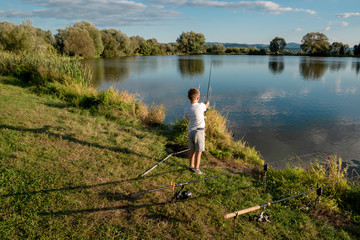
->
[1,169,188,198]
[0,123,146,156]
[38,186,251,217]
[0,76,30,87]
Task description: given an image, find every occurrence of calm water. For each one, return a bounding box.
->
[83,55,360,172]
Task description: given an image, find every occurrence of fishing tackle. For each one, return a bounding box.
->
[131,153,323,197]
[130,164,265,197]
[250,208,271,223]
[172,185,192,201]
[306,186,323,211]
[224,180,346,220]
[206,58,212,102]
[137,148,190,179]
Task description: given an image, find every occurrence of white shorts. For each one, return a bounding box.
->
[188,130,205,152]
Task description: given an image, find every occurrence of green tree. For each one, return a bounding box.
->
[101,29,131,58]
[269,37,286,55]
[55,21,103,58]
[0,20,49,54]
[300,32,330,56]
[74,21,104,57]
[353,43,360,56]
[330,42,348,56]
[139,41,152,56]
[130,35,145,55]
[64,28,94,58]
[206,43,226,55]
[176,31,206,54]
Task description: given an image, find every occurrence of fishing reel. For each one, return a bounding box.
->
[172,185,192,201]
[249,209,271,223]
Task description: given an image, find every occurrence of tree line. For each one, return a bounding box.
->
[1,20,359,58]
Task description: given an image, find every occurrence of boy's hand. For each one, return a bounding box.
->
[205,101,210,108]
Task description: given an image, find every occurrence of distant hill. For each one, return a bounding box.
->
[206,42,301,50]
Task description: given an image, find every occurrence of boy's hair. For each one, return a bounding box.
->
[188,88,200,102]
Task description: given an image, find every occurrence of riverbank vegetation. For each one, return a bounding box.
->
[1,20,359,58]
[0,51,165,125]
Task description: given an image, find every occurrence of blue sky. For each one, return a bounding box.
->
[1,0,359,46]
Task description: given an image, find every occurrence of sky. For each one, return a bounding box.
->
[1,0,360,46]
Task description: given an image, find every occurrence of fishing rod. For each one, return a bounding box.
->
[223,178,347,219]
[137,148,190,179]
[206,57,213,102]
[130,164,265,197]
[130,152,328,197]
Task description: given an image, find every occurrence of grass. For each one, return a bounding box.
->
[1,75,359,239]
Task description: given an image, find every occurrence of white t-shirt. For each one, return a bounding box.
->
[184,102,207,132]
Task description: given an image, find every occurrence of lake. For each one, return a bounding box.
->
[83,55,360,172]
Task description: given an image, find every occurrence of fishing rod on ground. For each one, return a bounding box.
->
[130,164,264,198]
[137,148,190,179]
[223,177,350,221]
[130,152,329,198]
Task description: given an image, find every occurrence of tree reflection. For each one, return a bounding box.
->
[299,57,328,80]
[268,56,284,75]
[329,61,347,72]
[177,57,205,78]
[82,57,130,87]
[352,62,360,75]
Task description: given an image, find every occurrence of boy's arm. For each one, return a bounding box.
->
[205,101,210,108]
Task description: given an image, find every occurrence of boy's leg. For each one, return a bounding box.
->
[194,151,202,170]
[189,149,196,169]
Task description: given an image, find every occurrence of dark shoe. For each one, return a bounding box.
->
[189,167,195,172]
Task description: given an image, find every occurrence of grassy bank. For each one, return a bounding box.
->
[0,51,165,125]
[1,53,359,239]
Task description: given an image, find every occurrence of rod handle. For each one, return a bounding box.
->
[224,204,270,219]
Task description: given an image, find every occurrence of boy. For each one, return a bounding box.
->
[184,88,209,175]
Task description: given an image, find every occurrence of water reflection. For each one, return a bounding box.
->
[268,56,284,75]
[83,58,130,87]
[177,57,205,78]
[329,61,347,72]
[299,57,328,80]
[352,62,360,75]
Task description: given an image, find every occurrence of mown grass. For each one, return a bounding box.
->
[1,76,359,239]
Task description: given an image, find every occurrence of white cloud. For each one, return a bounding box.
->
[325,26,331,31]
[341,21,349,27]
[337,12,360,18]
[1,0,187,27]
[186,0,316,15]
[294,27,303,32]
[0,0,318,29]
